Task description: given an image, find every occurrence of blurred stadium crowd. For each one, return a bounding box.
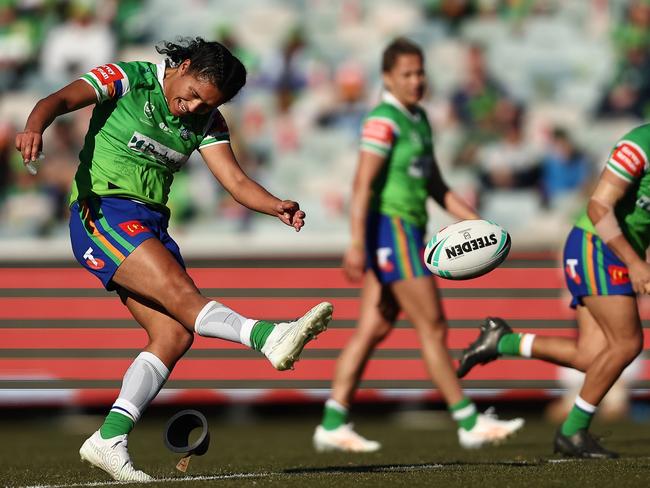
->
[0,0,648,248]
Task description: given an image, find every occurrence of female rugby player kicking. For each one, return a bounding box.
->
[458,125,650,458]
[16,38,332,481]
[314,38,524,453]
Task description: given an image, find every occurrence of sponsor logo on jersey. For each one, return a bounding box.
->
[127,131,189,171]
[83,247,105,270]
[118,220,149,237]
[408,155,433,179]
[444,233,498,260]
[609,140,647,178]
[90,63,125,98]
[565,258,581,285]
[608,264,630,285]
[144,102,155,119]
[377,247,394,273]
[91,64,123,84]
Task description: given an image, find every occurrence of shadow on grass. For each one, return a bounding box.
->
[284,460,538,475]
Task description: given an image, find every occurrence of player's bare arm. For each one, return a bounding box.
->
[588,169,650,293]
[200,142,305,231]
[343,150,385,282]
[15,80,96,164]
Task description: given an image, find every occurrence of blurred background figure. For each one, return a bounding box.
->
[39,0,116,91]
[316,60,367,136]
[0,0,37,91]
[597,0,650,119]
[540,126,592,211]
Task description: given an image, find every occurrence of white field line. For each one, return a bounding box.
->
[12,463,446,488]
[16,458,650,488]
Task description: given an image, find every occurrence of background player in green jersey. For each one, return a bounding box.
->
[458,125,650,458]
[313,38,523,453]
[15,37,333,482]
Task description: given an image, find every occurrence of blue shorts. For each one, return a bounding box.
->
[69,197,185,291]
[563,226,634,308]
[366,212,432,285]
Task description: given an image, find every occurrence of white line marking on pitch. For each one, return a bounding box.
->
[14,472,267,488]
[13,463,446,488]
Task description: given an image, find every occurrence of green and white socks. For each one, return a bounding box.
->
[497,332,536,357]
[99,351,169,440]
[194,300,274,351]
[322,398,479,432]
[561,395,597,436]
[321,399,349,431]
[450,397,478,431]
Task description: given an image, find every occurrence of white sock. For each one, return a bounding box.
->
[194,300,258,347]
[325,398,348,414]
[111,351,169,423]
[575,395,598,413]
[520,333,536,358]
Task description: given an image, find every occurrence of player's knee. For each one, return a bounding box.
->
[418,317,447,344]
[151,327,194,357]
[575,344,604,372]
[611,334,643,364]
[177,328,195,353]
[162,276,200,311]
[358,324,391,346]
[572,356,591,373]
[372,323,392,344]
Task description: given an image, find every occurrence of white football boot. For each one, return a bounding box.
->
[313,424,381,453]
[79,430,152,482]
[262,302,333,371]
[458,409,525,449]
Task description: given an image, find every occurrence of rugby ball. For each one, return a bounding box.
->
[424,220,510,280]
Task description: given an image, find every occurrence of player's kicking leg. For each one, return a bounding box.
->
[112,240,333,372]
[194,300,333,371]
[260,301,333,370]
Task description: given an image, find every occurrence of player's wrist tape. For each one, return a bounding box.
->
[591,197,622,243]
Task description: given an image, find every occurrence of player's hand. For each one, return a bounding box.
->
[15,130,43,167]
[275,200,305,232]
[628,259,650,294]
[343,245,365,282]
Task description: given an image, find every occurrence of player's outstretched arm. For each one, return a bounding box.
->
[200,143,305,231]
[15,79,96,164]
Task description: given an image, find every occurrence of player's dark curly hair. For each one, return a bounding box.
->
[156,37,247,104]
[382,37,424,73]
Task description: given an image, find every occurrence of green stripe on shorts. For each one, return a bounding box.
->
[405,223,424,277]
[595,238,609,296]
[79,203,122,266]
[581,231,593,295]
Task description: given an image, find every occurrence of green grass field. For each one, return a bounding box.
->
[3,406,650,488]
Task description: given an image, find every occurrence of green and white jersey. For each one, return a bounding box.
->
[575,123,650,257]
[360,92,435,228]
[71,61,230,215]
